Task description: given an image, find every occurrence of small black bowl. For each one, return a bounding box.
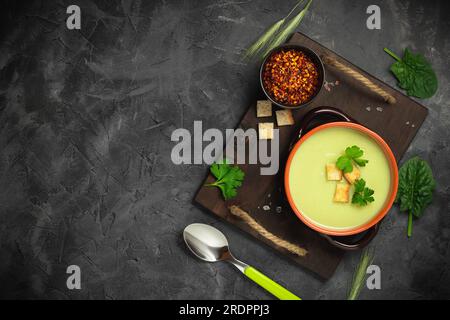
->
[260,44,325,109]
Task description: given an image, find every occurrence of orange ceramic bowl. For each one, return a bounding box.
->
[284,122,398,236]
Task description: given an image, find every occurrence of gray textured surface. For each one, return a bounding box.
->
[0,0,449,300]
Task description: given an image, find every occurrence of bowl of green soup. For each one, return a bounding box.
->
[284,108,398,247]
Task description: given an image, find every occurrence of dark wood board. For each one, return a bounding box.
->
[194,32,428,279]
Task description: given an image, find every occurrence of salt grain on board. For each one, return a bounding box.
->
[376,107,383,112]
[263,205,270,211]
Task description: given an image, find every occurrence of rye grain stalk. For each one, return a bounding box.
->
[347,248,375,300]
[243,0,307,60]
[262,0,313,57]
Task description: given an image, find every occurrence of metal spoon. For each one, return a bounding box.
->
[183,223,300,300]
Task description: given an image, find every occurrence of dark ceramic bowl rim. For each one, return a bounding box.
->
[259,44,325,109]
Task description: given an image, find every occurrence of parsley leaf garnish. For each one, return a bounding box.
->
[351,179,375,206]
[206,160,245,200]
[336,156,353,173]
[336,145,369,173]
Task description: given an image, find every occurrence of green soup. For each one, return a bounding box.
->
[287,126,392,232]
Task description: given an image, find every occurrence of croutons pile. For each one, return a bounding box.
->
[256,100,295,140]
[326,163,361,203]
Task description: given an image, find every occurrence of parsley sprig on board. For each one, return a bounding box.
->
[205,160,245,200]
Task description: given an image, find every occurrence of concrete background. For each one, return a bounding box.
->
[0,0,449,299]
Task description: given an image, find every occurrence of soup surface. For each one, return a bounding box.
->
[287,126,392,232]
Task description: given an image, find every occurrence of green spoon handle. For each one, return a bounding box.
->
[244,266,301,300]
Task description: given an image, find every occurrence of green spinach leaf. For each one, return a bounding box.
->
[395,157,435,237]
[384,48,438,99]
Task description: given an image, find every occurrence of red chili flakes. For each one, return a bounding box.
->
[262,49,320,105]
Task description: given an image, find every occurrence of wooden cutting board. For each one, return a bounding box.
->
[194,32,428,279]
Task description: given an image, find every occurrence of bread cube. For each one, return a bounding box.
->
[344,166,361,184]
[326,163,342,181]
[258,122,274,140]
[275,110,294,126]
[333,182,350,203]
[256,100,272,118]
